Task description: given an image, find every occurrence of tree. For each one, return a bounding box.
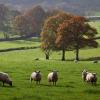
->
[12,15,37,36]
[56,16,98,61]
[41,12,73,60]
[0,4,9,39]
[25,5,46,35]
[56,21,73,61]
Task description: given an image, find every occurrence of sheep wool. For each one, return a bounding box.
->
[0,72,12,86]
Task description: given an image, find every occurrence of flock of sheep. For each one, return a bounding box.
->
[0,69,97,87]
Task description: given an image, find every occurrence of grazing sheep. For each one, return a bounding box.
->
[0,72,12,86]
[86,73,97,85]
[82,69,97,85]
[30,71,41,84]
[48,70,58,86]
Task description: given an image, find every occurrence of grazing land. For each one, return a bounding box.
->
[0,21,100,100]
[0,52,100,100]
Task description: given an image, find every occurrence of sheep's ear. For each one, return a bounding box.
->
[93,73,96,75]
[39,71,41,73]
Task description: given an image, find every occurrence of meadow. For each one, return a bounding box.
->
[0,50,100,100]
[0,21,100,100]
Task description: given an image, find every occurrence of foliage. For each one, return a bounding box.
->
[56,16,98,60]
[41,13,98,60]
[13,15,37,36]
[41,12,73,59]
[0,47,100,100]
[25,5,46,34]
[0,4,9,38]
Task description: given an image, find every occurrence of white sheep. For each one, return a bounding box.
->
[86,73,97,85]
[0,72,12,86]
[48,70,58,86]
[30,71,41,84]
[82,69,97,85]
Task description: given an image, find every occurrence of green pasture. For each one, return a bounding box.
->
[0,49,100,100]
[0,38,40,50]
[0,21,100,100]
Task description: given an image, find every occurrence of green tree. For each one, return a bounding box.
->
[41,12,73,60]
[25,5,46,34]
[0,4,9,39]
[12,15,36,37]
[56,16,98,61]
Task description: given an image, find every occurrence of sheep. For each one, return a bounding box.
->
[0,72,12,86]
[30,71,41,85]
[48,70,58,86]
[86,73,97,85]
[82,69,97,85]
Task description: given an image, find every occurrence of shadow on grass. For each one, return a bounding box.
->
[84,89,100,94]
[0,85,15,88]
[52,56,100,61]
[65,85,75,88]
[29,83,68,88]
[33,83,75,88]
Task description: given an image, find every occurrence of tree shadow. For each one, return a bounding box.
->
[84,89,100,94]
[38,83,75,88]
[65,85,75,88]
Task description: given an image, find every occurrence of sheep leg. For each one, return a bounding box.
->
[39,81,40,85]
[30,78,33,83]
[37,81,40,85]
[49,82,51,86]
[36,81,38,85]
[3,82,4,86]
[53,82,54,85]
[55,82,56,86]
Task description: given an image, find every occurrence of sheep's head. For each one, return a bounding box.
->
[52,70,58,76]
[35,71,41,77]
[82,69,87,75]
[6,79,12,86]
[9,80,12,86]
[82,69,88,81]
[93,73,97,77]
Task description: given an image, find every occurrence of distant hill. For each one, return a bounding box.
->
[0,0,100,15]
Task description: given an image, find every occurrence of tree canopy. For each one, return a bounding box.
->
[41,13,98,60]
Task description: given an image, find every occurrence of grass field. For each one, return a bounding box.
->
[0,21,100,100]
[0,38,40,50]
[0,49,100,100]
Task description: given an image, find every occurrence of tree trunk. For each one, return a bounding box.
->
[62,48,65,61]
[4,32,9,39]
[75,46,79,61]
[46,53,49,60]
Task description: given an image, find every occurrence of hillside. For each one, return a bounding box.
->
[0,0,100,15]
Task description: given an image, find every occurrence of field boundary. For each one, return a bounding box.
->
[0,46,40,52]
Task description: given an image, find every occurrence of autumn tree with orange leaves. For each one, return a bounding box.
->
[56,16,98,61]
[41,12,73,60]
[41,12,98,60]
